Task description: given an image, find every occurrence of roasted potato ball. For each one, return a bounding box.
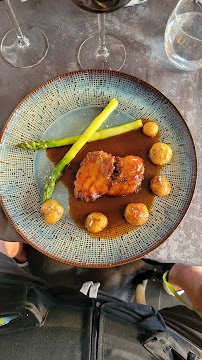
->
[41,199,64,224]
[149,142,172,165]
[143,122,159,137]
[85,212,108,233]
[150,175,171,196]
[124,203,149,225]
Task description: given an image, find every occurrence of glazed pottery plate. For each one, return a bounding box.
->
[0,70,196,267]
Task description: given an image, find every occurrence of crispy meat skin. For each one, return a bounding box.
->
[74,152,144,201]
[107,155,144,196]
[74,151,115,202]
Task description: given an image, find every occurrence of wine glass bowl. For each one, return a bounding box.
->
[73,0,131,13]
[71,0,131,70]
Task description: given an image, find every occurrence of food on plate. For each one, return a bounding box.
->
[41,199,64,224]
[143,121,159,137]
[74,151,144,201]
[85,212,108,233]
[42,99,118,203]
[24,90,170,231]
[46,127,158,234]
[74,151,115,202]
[107,155,144,196]
[18,119,143,150]
[149,142,172,165]
[124,203,149,225]
[150,175,171,196]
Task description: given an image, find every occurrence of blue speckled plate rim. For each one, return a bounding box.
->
[0,69,197,268]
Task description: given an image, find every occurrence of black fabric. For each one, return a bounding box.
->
[0,297,94,360]
[160,306,202,349]
[0,252,202,360]
[0,252,44,286]
[0,283,27,315]
[1,288,201,360]
[97,302,202,360]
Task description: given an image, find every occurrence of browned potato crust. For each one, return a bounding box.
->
[41,199,64,224]
[124,203,149,225]
[149,143,172,165]
[150,175,171,196]
[85,212,108,233]
[143,122,159,137]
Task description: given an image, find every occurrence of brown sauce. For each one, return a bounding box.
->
[46,126,160,239]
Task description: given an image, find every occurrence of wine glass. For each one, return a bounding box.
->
[71,0,131,70]
[1,0,49,68]
[164,0,202,71]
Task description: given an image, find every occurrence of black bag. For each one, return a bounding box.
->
[0,283,201,360]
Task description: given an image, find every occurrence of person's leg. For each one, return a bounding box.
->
[0,240,8,256]
[160,264,202,350]
[168,264,202,311]
[2,241,27,262]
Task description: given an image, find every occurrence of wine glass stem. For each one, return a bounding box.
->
[95,13,109,59]
[4,0,30,48]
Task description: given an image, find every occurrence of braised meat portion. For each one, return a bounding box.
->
[74,151,115,202]
[74,152,144,202]
[107,156,144,196]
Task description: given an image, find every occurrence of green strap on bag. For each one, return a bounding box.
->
[163,271,202,319]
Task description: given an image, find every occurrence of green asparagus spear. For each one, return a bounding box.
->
[18,119,143,150]
[42,99,118,203]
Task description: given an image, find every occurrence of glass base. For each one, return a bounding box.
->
[165,52,201,72]
[1,25,49,68]
[78,34,126,71]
